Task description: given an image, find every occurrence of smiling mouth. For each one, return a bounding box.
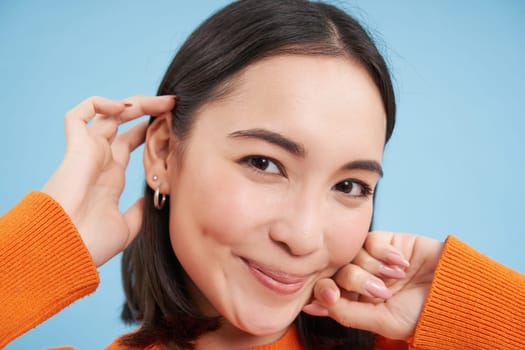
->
[242,258,308,295]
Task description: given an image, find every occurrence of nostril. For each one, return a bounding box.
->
[269,228,322,257]
[271,240,293,255]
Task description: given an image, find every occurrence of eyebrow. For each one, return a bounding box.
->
[342,160,383,177]
[228,128,306,156]
[228,128,383,177]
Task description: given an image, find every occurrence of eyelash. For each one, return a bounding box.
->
[239,155,374,198]
[240,155,285,176]
[332,179,373,198]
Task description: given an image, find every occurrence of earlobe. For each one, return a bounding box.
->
[143,113,176,194]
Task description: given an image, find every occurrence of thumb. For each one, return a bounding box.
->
[327,297,385,331]
[326,298,410,340]
[123,197,144,246]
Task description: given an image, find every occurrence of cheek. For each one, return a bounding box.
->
[201,180,259,244]
[173,160,271,247]
[325,204,373,268]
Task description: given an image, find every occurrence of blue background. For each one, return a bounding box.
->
[1,0,524,348]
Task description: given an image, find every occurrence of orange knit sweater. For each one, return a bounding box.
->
[1,192,524,349]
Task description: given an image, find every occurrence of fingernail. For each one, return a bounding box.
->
[365,279,392,299]
[320,287,338,305]
[302,303,329,317]
[385,252,410,268]
[379,264,406,279]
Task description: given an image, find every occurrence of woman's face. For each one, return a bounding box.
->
[166,55,386,337]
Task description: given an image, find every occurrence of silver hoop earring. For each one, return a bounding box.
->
[154,185,166,210]
[152,175,166,210]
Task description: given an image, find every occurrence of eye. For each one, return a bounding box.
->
[332,179,372,198]
[243,156,283,175]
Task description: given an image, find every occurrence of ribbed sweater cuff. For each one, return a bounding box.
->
[0,191,99,347]
[411,235,525,350]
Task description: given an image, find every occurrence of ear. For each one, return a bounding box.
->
[143,113,177,194]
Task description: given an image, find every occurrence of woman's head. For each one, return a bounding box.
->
[122,1,395,348]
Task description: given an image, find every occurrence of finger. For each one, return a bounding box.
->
[326,296,414,340]
[64,96,128,141]
[324,298,395,337]
[88,114,120,142]
[112,120,149,167]
[304,279,361,318]
[353,248,406,280]
[364,231,410,268]
[312,278,340,306]
[334,264,392,300]
[123,197,145,247]
[118,95,176,122]
[302,303,330,317]
[302,280,336,316]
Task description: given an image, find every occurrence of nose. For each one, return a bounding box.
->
[269,195,324,256]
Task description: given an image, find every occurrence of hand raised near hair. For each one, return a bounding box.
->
[42,95,175,267]
[303,231,443,341]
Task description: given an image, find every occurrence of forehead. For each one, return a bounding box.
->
[194,55,386,160]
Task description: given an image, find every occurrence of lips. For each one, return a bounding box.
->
[242,258,308,295]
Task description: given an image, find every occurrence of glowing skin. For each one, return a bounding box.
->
[164,55,386,348]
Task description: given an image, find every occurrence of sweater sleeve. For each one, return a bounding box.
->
[0,192,99,348]
[409,235,525,350]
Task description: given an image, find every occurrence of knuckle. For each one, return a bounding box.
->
[127,94,145,101]
[85,95,102,108]
[335,265,361,289]
[64,110,74,121]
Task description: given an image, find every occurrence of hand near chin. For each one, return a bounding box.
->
[42,95,175,267]
[303,231,444,341]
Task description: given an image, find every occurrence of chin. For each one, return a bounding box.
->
[237,319,292,337]
[229,304,301,336]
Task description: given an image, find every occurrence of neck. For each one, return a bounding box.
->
[195,320,289,350]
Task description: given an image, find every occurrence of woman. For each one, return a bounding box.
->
[1,0,524,349]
